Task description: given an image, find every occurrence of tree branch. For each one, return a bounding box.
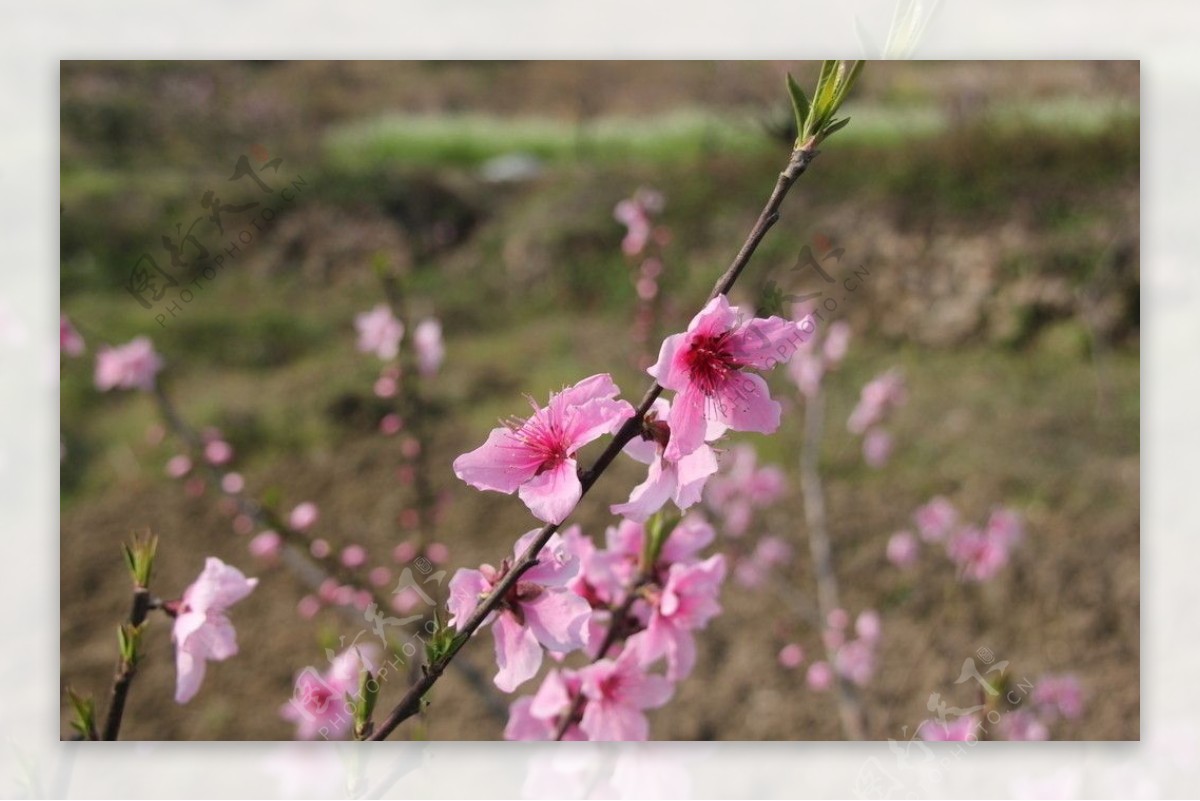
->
[798,386,866,740]
[100,587,151,740]
[370,144,819,741]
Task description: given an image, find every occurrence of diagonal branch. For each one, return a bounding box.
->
[370,145,818,740]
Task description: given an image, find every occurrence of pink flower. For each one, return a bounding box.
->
[288,502,319,532]
[354,304,404,361]
[651,295,800,461]
[986,506,1024,548]
[577,637,673,741]
[220,472,244,494]
[281,644,380,740]
[172,557,257,704]
[204,438,234,466]
[637,554,726,680]
[610,398,719,522]
[847,369,906,434]
[1032,674,1085,721]
[94,336,163,392]
[614,188,663,256]
[862,427,893,468]
[60,314,85,357]
[855,609,882,644]
[413,318,445,376]
[913,496,958,543]
[834,639,876,686]
[165,454,192,479]
[806,660,834,691]
[341,544,367,568]
[447,529,592,692]
[504,669,586,741]
[706,444,786,508]
[453,374,634,524]
[946,526,1009,582]
[920,716,979,741]
[998,709,1049,741]
[778,643,805,669]
[822,321,852,365]
[595,516,716,604]
[886,530,919,568]
[248,530,282,563]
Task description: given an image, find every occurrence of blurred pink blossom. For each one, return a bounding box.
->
[414,318,445,376]
[862,427,893,468]
[778,643,805,669]
[165,454,192,479]
[806,660,834,691]
[341,544,367,568]
[204,439,233,466]
[289,502,319,532]
[94,336,163,392]
[248,530,282,563]
[886,530,919,568]
[920,716,978,741]
[60,314,85,357]
[913,496,958,543]
[354,304,404,361]
[1032,674,1085,721]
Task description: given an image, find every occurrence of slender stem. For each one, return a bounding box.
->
[370,145,820,741]
[798,386,866,740]
[100,587,151,740]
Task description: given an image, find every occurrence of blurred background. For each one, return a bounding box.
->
[59,61,1138,740]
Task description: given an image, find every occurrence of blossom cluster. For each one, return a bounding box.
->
[449,295,810,739]
[887,496,1024,582]
[491,515,727,740]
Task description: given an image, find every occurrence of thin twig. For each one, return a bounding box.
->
[798,386,866,739]
[100,587,151,740]
[370,145,818,740]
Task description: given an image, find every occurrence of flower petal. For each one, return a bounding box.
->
[713,372,781,435]
[492,613,544,692]
[453,426,543,494]
[518,458,582,524]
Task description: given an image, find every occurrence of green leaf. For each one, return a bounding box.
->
[823,117,852,137]
[786,73,810,138]
[66,688,97,740]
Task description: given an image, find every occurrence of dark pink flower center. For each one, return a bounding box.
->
[684,332,739,395]
[506,405,571,473]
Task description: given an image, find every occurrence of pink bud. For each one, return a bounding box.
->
[341,544,367,568]
[855,610,882,643]
[886,530,919,568]
[380,413,402,435]
[204,439,233,466]
[863,428,893,468]
[393,541,417,563]
[374,375,398,398]
[778,643,805,669]
[827,608,850,630]
[317,578,339,603]
[289,502,319,532]
[220,472,244,494]
[392,586,421,613]
[248,530,282,563]
[806,661,834,691]
[310,538,330,559]
[165,454,192,479]
[426,542,449,564]
[296,595,321,620]
[369,566,392,587]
